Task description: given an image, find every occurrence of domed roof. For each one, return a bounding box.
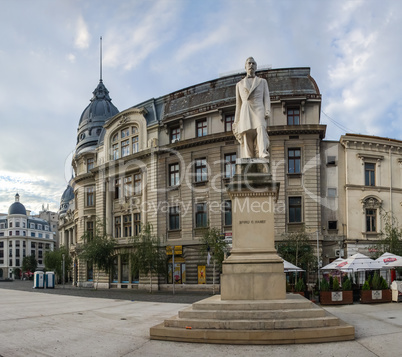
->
[59,183,74,215]
[8,193,27,215]
[76,80,119,154]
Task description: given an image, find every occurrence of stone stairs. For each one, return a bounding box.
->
[150,294,355,344]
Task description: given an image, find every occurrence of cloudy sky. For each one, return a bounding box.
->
[0,0,401,214]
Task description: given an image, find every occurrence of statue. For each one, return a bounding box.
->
[233,57,271,159]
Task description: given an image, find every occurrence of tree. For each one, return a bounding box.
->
[78,219,116,289]
[22,255,37,276]
[277,230,317,282]
[373,211,402,257]
[44,246,73,283]
[129,223,166,293]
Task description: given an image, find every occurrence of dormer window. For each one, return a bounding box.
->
[87,158,94,172]
[287,107,300,125]
[170,127,180,143]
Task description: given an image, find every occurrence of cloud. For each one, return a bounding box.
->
[74,15,90,49]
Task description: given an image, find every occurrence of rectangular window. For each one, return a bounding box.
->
[328,221,338,230]
[134,213,141,236]
[288,148,301,174]
[122,139,130,157]
[196,119,207,137]
[123,176,132,197]
[169,207,180,230]
[289,197,302,223]
[115,179,121,199]
[134,173,141,194]
[87,158,94,171]
[86,221,94,239]
[287,107,300,125]
[328,188,337,198]
[112,143,119,160]
[132,136,139,154]
[366,209,376,232]
[170,127,180,143]
[121,128,130,138]
[195,158,207,182]
[225,114,235,132]
[365,163,375,186]
[86,187,95,207]
[114,216,121,238]
[121,254,129,283]
[123,215,132,237]
[195,203,207,228]
[224,200,232,226]
[169,163,180,186]
[224,153,236,178]
[16,222,20,228]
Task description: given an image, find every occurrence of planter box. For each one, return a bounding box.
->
[360,289,392,304]
[319,290,353,305]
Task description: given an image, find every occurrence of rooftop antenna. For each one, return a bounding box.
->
[100,36,103,82]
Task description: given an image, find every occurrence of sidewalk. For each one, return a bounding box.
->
[1,281,402,357]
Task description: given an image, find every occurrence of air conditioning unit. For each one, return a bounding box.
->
[335,249,344,257]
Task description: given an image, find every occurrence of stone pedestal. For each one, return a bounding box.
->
[221,159,285,300]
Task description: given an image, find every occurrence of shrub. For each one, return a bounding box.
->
[342,277,352,291]
[329,276,334,290]
[320,278,330,291]
[295,279,305,292]
[332,277,340,291]
[362,280,371,290]
[380,276,388,289]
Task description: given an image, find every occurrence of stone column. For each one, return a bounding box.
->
[221,158,285,300]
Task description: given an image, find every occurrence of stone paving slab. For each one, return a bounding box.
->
[1,281,402,356]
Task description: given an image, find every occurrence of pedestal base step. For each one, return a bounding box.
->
[150,294,355,345]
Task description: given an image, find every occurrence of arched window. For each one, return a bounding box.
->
[361,196,382,233]
[111,126,140,160]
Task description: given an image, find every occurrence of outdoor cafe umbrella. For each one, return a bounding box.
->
[336,253,378,272]
[383,257,402,268]
[283,259,304,272]
[376,252,402,268]
[321,257,345,271]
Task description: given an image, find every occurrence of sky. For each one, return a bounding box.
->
[0,0,401,214]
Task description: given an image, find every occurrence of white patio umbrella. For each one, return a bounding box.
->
[383,257,402,268]
[320,257,345,271]
[376,252,402,268]
[283,259,304,272]
[336,253,377,272]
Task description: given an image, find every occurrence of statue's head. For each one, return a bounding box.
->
[245,57,257,75]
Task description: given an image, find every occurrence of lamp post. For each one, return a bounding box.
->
[316,230,321,289]
[62,253,65,289]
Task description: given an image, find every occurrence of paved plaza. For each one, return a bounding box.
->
[1,281,402,357]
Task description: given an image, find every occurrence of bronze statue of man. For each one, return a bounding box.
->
[233,57,271,158]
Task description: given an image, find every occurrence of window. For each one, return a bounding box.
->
[288,197,302,223]
[123,176,132,197]
[134,173,141,195]
[123,215,132,237]
[114,216,121,238]
[86,221,94,239]
[87,158,94,171]
[16,222,20,228]
[225,114,235,132]
[38,224,42,230]
[328,221,338,230]
[288,148,301,174]
[86,187,95,207]
[170,127,180,143]
[365,163,375,186]
[287,107,300,125]
[196,119,207,137]
[9,222,13,228]
[31,232,35,237]
[121,128,130,138]
[195,158,207,182]
[224,200,232,226]
[112,143,119,160]
[132,136,139,154]
[122,139,130,157]
[328,188,337,198]
[169,207,180,230]
[16,231,20,236]
[115,179,121,199]
[327,156,336,165]
[30,223,35,229]
[169,163,180,186]
[366,209,376,232]
[134,213,141,236]
[195,203,207,228]
[224,153,236,178]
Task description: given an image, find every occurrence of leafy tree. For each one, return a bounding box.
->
[44,246,73,283]
[372,211,402,257]
[78,219,116,289]
[277,230,317,275]
[22,255,37,275]
[128,223,166,293]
